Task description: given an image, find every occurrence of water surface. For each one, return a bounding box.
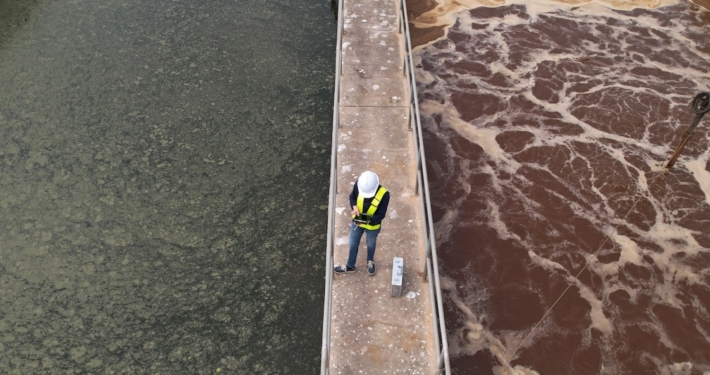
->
[0,0,334,373]
[410,0,710,373]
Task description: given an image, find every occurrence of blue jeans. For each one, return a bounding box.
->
[347,222,381,268]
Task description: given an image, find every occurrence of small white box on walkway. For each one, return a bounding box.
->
[391,257,403,297]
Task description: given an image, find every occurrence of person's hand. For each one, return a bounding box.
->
[351,205,359,217]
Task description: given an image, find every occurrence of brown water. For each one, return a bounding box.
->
[410,0,710,374]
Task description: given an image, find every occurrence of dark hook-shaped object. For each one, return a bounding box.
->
[665,92,710,168]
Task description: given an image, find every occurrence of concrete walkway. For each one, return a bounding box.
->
[328,0,437,373]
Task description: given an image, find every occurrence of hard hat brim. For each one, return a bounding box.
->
[359,189,377,198]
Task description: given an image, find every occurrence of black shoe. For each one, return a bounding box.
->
[334,265,356,274]
[367,260,376,276]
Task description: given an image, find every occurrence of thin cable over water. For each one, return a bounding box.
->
[494,169,668,374]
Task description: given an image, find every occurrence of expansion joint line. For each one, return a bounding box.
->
[495,169,669,374]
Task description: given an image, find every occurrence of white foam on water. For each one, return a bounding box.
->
[660,362,694,375]
[528,250,567,272]
[415,0,710,373]
[487,200,522,241]
[685,146,710,206]
[420,100,519,174]
[410,0,681,51]
[570,276,614,333]
[493,365,542,375]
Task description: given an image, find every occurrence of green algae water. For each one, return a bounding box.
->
[0,0,334,373]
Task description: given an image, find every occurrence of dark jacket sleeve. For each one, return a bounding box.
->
[369,191,390,225]
[349,181,359,208]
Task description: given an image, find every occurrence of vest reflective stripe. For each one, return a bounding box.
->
[353,186,388,230]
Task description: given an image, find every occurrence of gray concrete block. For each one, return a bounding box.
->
[343,0,398,30]
[340,75,407,107]
[391,257,403,297]
[336,107,415,196]
[342,33,403,78]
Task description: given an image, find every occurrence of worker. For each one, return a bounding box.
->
[334,171,390,276]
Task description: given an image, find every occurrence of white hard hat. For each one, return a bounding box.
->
[357,171,379,198]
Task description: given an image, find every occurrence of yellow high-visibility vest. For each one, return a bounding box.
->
[353,186,388,230]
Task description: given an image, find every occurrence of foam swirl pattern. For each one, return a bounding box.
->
[414,1,710,374]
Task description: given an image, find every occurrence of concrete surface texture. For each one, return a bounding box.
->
[328,0,437,373]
